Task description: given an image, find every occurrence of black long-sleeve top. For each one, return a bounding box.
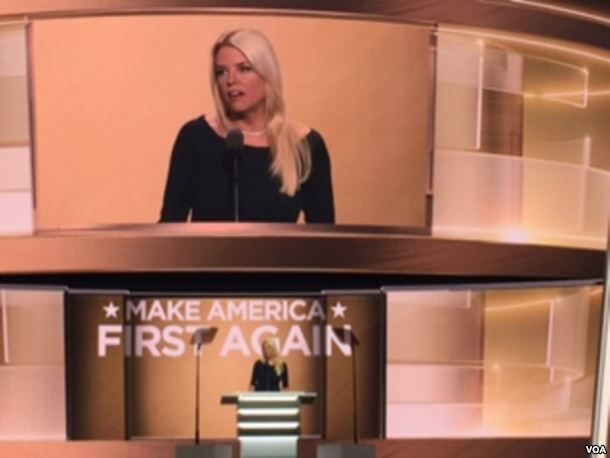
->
[250,360,289,391]
[160,116,335,223]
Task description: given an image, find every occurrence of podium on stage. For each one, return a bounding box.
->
[222,391,316,458]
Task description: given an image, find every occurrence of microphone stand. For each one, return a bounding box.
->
[351,342,358,445]
[194,341,202,445]
[232,155,239,222]
[189,327,218,447]
[225,129,243,223]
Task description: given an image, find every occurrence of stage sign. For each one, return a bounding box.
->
[65,292,382,439]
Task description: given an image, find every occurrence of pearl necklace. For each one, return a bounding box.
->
[241,128,267,137]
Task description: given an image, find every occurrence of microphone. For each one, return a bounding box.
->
[225,129,244,222]
[226,128,244,154]
[332,326,360,347]
[190,327,218,349]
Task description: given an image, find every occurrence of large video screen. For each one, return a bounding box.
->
[29,14,433,229]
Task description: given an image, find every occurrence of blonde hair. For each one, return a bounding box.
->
[210,29,311,196]
[262,338,284,376]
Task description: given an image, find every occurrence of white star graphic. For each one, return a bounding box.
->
[103,302,120,319]
[331,301,347,319]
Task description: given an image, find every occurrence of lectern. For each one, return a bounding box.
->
[222,392,316,458]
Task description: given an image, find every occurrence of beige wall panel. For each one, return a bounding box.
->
[435,83,477,150]
[385,290,483,437]
[569,288,601,410]
[30,15,431,228]
[524,96,610,171]
[0,366,66,439]
[484,294,550,366]
[0,288,66,439]
[0,190,33,233]
[434,34,479,151]
[3,289,64,364]
[483,287,600,435]
[0,77,30,145]
[0,26,27,77]
[387,290,483,362]
[0,147,31,190]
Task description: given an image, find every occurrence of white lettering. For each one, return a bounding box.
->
[327,325,352,356]
[207,301,226,321]
[98,325,122,357]
[308,300,326,321]
[291,300,307,321]
[250,300,263,321]
[585,445,607,454]
[135,325,161,357]
[220,326,250,356]
[312,325,321,356]
[147,300,165,321]
[126,300,147,320]
[162,325,186,357]
[166,301,185,321]
[251,325,279,355]
[266,300,282,321]
[228,300,248,320]
[282,325,311,356]
[185,300,201,321]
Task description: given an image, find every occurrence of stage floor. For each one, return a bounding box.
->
[0,438,590,458]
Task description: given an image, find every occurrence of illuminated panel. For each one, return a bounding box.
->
[386,290,484,437]
[484,287,600,436]
[0,25,33,235]
[433,148,522,238]
[439,26,610,64]
[509,0,610,26]
[434,30,610,249]
[0,288,66,439]
[239,408,300,417]
[433,147,610,248]
[523,57,588,108]
[435,34,480,151]
[386,285,601,438]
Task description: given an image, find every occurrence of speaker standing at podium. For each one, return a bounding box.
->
[160,28,335,223]
[250,339,289,391]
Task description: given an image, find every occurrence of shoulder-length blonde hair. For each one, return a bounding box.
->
[210,29,311,196]
[262,338,285,376]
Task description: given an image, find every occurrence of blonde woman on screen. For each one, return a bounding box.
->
[250,338,288,391]
[160,28,335,223]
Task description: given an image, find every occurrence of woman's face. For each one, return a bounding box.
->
[262,341,275,360]
[214,45,267,119]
